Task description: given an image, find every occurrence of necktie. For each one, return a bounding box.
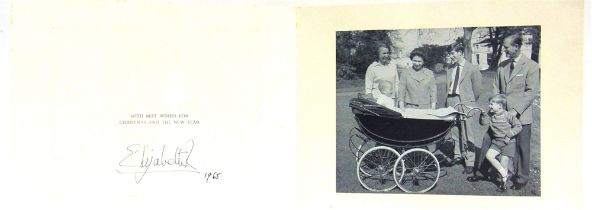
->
[451,65,460,95]
[509,58,515,76]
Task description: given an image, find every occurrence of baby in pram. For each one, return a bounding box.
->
[375,80,457,120]
[375,80,396,109]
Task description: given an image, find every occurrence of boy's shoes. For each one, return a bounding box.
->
[462,166,474,174]
[497,175,509,192]
[510,182,526,190]
[497,181,508,192]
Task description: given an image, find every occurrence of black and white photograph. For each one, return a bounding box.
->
[336,26,541,195]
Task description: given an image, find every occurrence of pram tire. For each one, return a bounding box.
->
[394,148,440,193]
[356,146,402,192]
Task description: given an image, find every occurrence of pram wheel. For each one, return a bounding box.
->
[394,148,440,193]
[357,146,402,192]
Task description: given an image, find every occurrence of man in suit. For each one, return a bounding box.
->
[443,43,482,175]
[472,34,540,190]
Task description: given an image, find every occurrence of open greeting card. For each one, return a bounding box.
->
[0,0,587,209]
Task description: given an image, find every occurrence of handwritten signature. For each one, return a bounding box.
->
[116,139,221,183]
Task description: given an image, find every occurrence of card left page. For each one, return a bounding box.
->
[0,1,297,209]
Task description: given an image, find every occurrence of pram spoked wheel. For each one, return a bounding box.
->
[394,148,440,193]
[356,146,402,192]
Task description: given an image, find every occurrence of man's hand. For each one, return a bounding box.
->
[479,111,487,120]
[504,136,511,144]
[480,110,487,117]
[509,109,518,117]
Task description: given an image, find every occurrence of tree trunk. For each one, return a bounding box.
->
[488,27,497,70]
[463,27,475,62]
[491,27,503,70]
[530,27,540,63]
[494,45,503,69]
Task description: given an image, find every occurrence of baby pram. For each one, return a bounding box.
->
[348,94,481,193]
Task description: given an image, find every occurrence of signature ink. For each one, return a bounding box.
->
[117,139,201,183]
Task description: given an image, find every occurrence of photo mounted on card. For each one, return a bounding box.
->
[337,26,541,195]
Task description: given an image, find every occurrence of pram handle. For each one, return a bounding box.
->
[453,103,485,118]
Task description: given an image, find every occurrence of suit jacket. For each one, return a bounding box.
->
[493,54,540,125]
[445,61,482,105]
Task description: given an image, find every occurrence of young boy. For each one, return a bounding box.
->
[375,80,396,109]
[480,94,522,192]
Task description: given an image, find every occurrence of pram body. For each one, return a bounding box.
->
[349,95,479,193]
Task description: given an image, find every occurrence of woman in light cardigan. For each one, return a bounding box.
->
[364,44,399,103]
[398,49,436,109]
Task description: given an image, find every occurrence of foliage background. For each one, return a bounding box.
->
[336,26,541,81]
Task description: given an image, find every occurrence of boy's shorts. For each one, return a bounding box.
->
[490,139,515,158]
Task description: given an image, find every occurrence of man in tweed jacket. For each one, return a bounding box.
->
[472,34,540,190]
